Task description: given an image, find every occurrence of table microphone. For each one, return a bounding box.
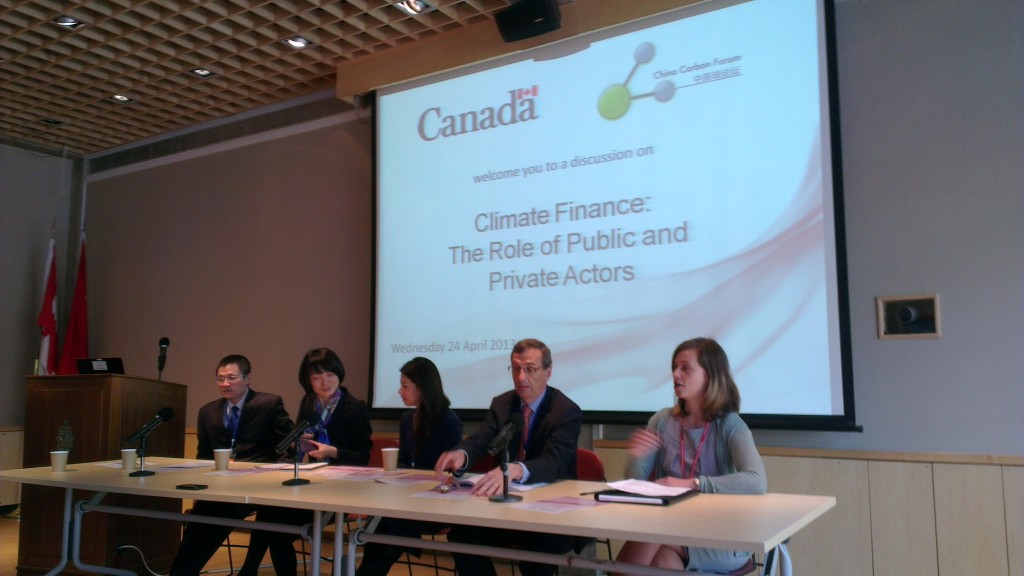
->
[487,413,523,456]
[276,412,322,455]
[126,407,174,444]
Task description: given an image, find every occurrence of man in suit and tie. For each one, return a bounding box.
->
[169,354,295,576]
[434,338,583,576]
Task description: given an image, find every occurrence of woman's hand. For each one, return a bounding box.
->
[304,439,337,461]
[298,433,316,455]
[628,428,661,459]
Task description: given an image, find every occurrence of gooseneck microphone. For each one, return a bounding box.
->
[276,419,312,455]
[126,407,174,445]
[157,337,170,379]
[276,412,322,455]
[487,413,524,456]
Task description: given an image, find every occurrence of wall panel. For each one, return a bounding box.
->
[762,456,871,576]
[868,460,937,575]
[0,429,23,507]
[1004,466,1024,576]
[86,118,373,428]
[933,463,1008,576]
[595,446,629,482]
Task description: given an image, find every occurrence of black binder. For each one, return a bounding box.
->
[593,488,698,506]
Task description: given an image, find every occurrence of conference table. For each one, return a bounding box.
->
[0,458,835,576]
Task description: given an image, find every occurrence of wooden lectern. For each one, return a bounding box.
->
[19,375,187,576]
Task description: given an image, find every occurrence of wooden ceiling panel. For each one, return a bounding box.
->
[0,0,515,155]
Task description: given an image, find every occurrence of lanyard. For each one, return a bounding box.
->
[679,422,711,479]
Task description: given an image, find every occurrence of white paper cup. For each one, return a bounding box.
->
[50,450,69,472]
[121,448,137,474]
[213,448,232,471]
[380,447,399,471]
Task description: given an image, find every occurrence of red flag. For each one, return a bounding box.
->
[58,233,89,375]
[36,238,58,375]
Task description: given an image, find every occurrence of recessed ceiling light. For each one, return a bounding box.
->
[110,94,134,104]
[395,1,434,16]
[284,36,312,49]
[189,68,216,79]
[52,15,86,30]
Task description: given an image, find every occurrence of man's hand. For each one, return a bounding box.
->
[470,464,524,497]
[434,450,467,480]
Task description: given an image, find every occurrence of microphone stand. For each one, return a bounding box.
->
[282,438,310,487]
[489,443,522,503]
[129,435,155,477]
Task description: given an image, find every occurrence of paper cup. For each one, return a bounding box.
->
[380,447,399,471]
[121,448,137,474]
[213,448,232,471]
[50,450,69,472]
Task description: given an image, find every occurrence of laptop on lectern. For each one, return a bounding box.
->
[76,358,125,374]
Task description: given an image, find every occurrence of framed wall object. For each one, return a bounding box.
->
[876,294,941,339]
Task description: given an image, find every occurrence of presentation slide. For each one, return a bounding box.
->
[375,0,852,427]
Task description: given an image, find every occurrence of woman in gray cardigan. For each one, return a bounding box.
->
[615,337,767,575]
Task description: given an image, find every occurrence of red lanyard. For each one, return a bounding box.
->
[679,422,711,479]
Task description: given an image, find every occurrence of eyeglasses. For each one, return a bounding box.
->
[508,364,542,376]
[216,374,243,383]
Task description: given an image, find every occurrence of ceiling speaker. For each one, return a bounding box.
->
[495,0,562,43]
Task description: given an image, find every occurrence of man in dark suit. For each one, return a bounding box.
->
[434,338,582,576]
[169,354,295,576]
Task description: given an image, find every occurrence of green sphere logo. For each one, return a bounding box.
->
[597,42,674,121]
[598,85,631,120]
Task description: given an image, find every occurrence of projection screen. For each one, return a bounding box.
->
[373,0,855,430]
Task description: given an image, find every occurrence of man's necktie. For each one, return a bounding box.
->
[227,405,240,439]
[518,405,532,461]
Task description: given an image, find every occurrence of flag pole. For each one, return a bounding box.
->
[36,227,59,376]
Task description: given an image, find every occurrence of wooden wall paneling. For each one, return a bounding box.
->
[181,431,200,512]
[867,460,938,575]
[933,463,1009,576]
[595,446,629,482]
[185,429,198,460]
[762,456,871,576]
[593,445,639,559]
[1001,466,1023,576]
[0,430,23,507]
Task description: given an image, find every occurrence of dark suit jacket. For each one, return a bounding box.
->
[457,386,581,483]
[195,388,294,463]
[297,386,373,465]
